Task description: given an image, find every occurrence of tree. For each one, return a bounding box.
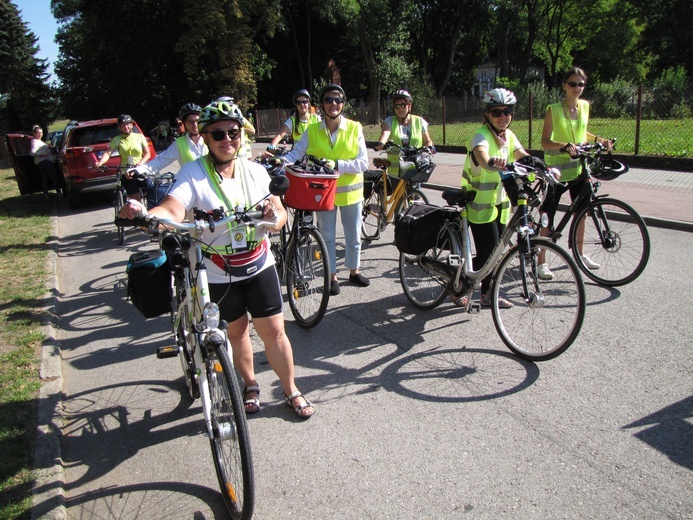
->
[0,0,54,132]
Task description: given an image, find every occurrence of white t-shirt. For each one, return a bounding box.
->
[31,138,52,165]
[168,157,274,284]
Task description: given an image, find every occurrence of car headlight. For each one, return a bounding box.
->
[203,302,221,329]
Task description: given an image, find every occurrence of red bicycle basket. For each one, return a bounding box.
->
[284,166,338,211]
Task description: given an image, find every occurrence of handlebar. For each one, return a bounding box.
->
[378,140,435,156]
[572,138,617,156]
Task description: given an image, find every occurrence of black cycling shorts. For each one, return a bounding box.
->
[209,266,283,323]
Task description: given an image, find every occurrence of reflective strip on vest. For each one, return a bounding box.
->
[461,124,515,224]
[306,120,364,206]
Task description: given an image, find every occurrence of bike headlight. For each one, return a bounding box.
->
[203,302,221,329]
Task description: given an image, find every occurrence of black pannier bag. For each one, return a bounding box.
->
[394,203,444,255]
[126,250,172,318]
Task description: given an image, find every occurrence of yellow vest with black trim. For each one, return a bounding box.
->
[175,135,198,165]
[543,100,589,182]
[387,115,424,177]
[305,119,364,206]
[292,113,321,143]
[461,124,515,224]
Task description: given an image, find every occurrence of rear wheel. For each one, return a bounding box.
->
[395,186,429,216]
[114,188,126,245]
[399,224,458,310]
[207,343,254,520]
[491,239,585,361]
[286,226,330,328]
[361,185,384,240]
[570,198,650,286]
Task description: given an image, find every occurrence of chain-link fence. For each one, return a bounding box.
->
[256,82,693,157]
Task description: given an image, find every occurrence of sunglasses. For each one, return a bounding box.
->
[566,81,585,88]
[393,103,409,109]
[489,108,514,118]
[208,128,242,141]
[324,97,344,105]
[295,99,310,105]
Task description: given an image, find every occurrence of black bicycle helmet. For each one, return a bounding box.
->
[179,103,202,121]
[118,114,134,124]
[293,89,311,104]
[319,84,346,104]
[590,157,629,181]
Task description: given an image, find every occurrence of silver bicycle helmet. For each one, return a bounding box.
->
[483,88,517,108]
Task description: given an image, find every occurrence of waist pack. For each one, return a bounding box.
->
[126,250,172,318]
[394,203,444,255]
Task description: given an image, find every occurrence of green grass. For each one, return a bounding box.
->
[0,147,56,518]
[363,117,693,157]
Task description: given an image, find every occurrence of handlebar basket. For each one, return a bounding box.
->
[284,164,338,211]
[397,151,436,183]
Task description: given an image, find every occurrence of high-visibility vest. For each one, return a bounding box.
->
[461,124,515,224]
[387,115,424,177]
[175,135,205,165]
[543,100,589,182]
[305,120,364,206]
[200,156,260,254]
[292,113,321,143]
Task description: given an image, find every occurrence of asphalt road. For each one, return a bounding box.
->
[39,184,692,519]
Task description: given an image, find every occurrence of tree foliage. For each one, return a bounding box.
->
[0,0,54,133]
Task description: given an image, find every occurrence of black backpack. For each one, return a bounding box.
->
[394,203,444,255]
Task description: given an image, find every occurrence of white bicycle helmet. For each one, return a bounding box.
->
[483,88,517,108]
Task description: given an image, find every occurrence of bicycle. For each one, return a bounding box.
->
[103,164,174,244]
[397,158,586,361]
[268,155,334,328]
[539,140,650,286]
[114,176,288,519]
[361,142,434,241]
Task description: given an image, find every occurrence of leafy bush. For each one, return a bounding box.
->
[590,78,638,118]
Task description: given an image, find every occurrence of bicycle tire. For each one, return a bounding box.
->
[395,186,429,216]
[399,223,459,310]
[269,229,287,281]
[286,226,330,328]
[207,343,255,520]
[114,188,126,245]
[174,274,198,400]
[491,239,585,361]
[570,197,650,286]
[361,185,384,240]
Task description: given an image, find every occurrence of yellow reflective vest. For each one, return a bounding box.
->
[461,124,517,224]
[175,135,205,165]
[543,100,589,182]
[292,113,321,143]
[305,119,364,206]
[387,115,424,177]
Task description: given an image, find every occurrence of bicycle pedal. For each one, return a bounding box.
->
[156,346,179,359]
[468,303,481,314]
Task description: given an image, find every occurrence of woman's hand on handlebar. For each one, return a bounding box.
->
[118,199,148,219]
[487,156,507,170]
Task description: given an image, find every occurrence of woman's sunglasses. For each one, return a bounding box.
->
[324,97,344,105]
[489,108,514,118]
[208,128,242,141]
[566,81,585,88]
[295,99,310,105]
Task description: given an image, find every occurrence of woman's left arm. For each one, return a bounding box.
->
[336,132,368,173]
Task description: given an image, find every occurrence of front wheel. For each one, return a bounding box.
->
[399,224,459,310]
[286,226,330,328]
[491,239,585,361]
[207,343,255,520]
[570,198,650,286]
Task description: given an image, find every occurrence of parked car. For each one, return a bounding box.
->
[57,118,156,208]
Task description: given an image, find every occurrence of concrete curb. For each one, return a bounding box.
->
[32,212,67,520]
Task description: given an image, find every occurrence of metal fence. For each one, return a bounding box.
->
[256,82,693,158]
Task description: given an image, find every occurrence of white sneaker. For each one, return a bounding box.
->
[581,255,600,270]
[537,263,554,280]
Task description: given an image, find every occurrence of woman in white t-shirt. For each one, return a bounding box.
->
[267,89,321,151]
[119,100,315,419]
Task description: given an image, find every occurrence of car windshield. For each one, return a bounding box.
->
[68,123,140,147]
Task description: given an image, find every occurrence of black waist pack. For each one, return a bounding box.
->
[126,250,172,318]
[394,203,443,255]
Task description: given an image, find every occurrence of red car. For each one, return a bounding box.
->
[57,118,156,208]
